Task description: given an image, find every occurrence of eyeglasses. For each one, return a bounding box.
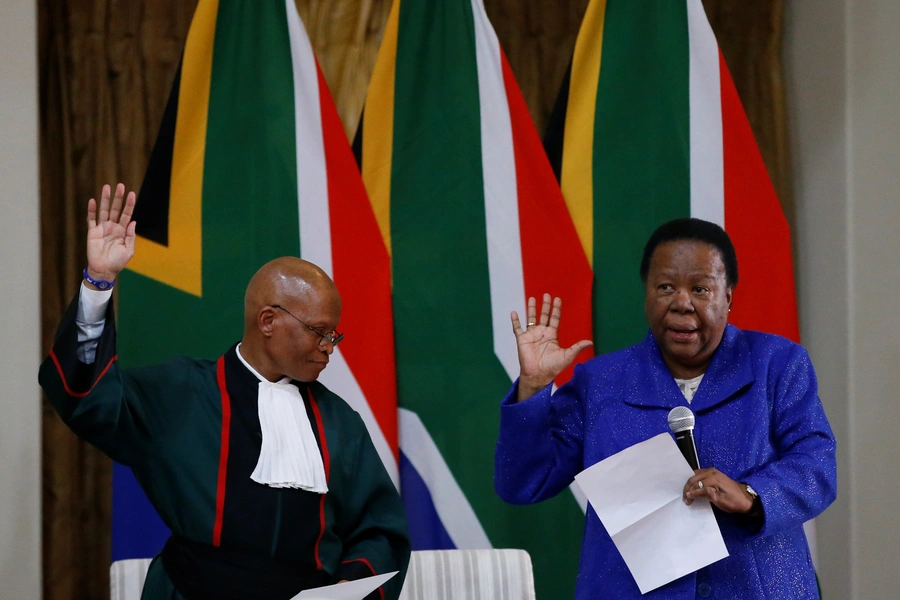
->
[272,305,344,348]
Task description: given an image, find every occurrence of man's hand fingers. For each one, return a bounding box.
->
[98,184,111,223]
[87,197,97,229]
[109,183,125,223]
[125,221,137,255]
[119,190,136,227]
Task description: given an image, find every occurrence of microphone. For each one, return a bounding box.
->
[668,406,700,471]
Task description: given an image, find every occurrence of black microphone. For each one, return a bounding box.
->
[668,406,700,471]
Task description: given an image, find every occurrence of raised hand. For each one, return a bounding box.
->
[511,293,593,401]
[86,183,137,285]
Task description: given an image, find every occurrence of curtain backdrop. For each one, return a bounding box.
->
[38,1,787,597]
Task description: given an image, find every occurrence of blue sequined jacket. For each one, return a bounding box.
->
[495,324,837,600]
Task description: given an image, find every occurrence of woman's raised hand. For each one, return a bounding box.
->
[510,293,592,401]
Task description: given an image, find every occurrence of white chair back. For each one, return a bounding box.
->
[399,549,536,600]
[110,558,153,600]
[111,548,538,600]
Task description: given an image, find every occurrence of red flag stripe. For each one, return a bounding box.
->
[502,52,594,383]
[316,64,399,458]
[719,52,800,342]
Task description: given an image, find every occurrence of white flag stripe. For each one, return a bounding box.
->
[286,0,333,276]
[471,0,526,383]
[318,350,399,486]
[287,0,398,484]
[687,0,725,227]
[399,409,492,550]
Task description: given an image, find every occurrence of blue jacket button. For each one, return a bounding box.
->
[698,582,712,597]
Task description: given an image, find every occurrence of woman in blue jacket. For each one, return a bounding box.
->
[495,218,836,599]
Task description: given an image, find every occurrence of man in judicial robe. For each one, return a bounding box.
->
[40,183,410,600]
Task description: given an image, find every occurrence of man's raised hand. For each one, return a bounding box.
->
[86,183,137,284]
[510,293,592,402]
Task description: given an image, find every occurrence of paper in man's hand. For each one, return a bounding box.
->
[290,571,398,600]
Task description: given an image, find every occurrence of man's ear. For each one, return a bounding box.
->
[258,306,277,337]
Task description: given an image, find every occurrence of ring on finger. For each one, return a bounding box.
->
[697,481,704,490]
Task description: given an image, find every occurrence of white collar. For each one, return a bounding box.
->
[236,344,328,493]
[236,343,290,385]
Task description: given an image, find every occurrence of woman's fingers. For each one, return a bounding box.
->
[510,310,525,336]
[564,339,593,363]
[548,297,562,330]
[539,293,552,326]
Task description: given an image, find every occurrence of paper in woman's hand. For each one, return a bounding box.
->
[574,433,728,593]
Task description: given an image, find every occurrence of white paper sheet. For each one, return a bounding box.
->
[574,433,729,594]
[290,571,398,600]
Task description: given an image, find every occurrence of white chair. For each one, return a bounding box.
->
[399,549,536,600]
[110,558,153,600]
[112,549,537,600]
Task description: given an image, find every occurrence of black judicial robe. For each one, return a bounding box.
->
[40,294,410,600]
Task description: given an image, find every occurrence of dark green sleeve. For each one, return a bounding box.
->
[38,292,197,466]
[335,413,410,600]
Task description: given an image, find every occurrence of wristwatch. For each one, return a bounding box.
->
[744,483,758,500]
[742,483,761,515]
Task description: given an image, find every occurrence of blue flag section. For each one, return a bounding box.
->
[111,464,170,562]
[398,452,455,551]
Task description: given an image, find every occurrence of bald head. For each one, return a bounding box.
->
[240,257,342,382]
[244,257,340,332]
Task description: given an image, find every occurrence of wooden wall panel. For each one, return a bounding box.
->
[39,2,198,598]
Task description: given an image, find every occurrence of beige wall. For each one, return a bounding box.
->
[0,0,42,597]
[787,1,900,597]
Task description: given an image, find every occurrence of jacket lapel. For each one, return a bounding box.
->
[621,325,755,413]
[621,332,690,410]
[689,325,755,413]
